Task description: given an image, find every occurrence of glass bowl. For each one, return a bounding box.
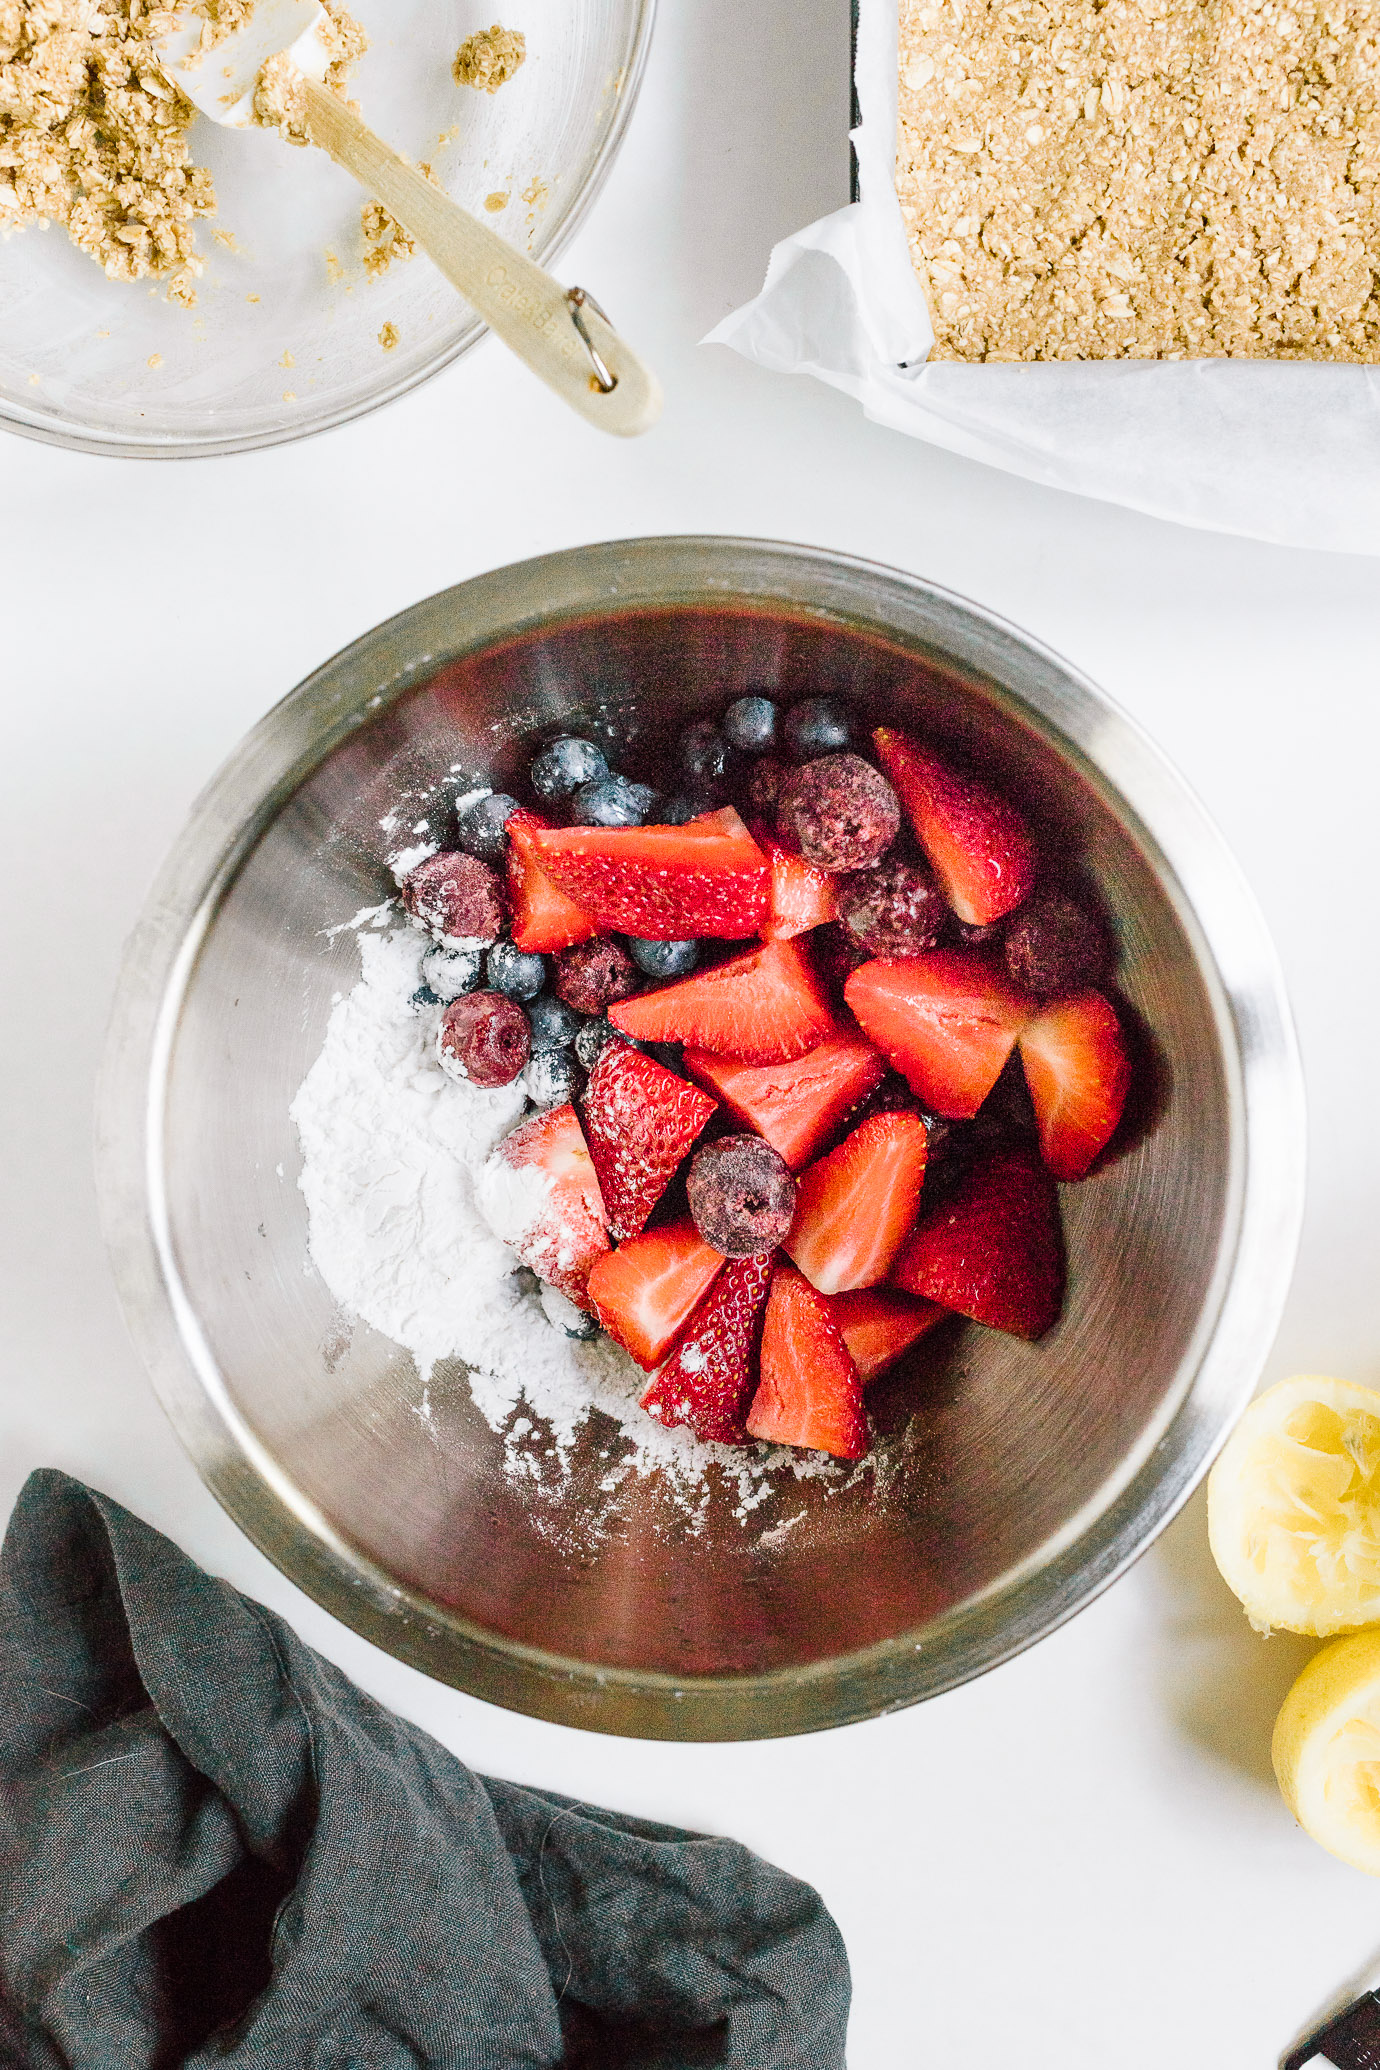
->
[0,0,652,457]
[97,538,1304,1739]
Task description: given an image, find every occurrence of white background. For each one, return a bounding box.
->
[4,2,1380,2063]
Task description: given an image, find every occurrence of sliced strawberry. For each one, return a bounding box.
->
[1019,990,1132,1181]
[587,1221,725,1370]
[530,806,769,941]
[610,936,835,1065]
[641,1252,773,1445]
[505,808,598,954]
[480,1103,608,1311]
[844,950,1032,1118]
[580,1043,717,1241]
[784,1111,929,1295]
[684,1031,887,1171]
[825,1287,946,1382]
[873,727,1037,926]
[892,1143,1064,1340]
[746,1265,868,1459]
[754,826,838,940]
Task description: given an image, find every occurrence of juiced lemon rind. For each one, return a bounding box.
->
[1274,1631,1380,1876]
[1207,1374,1380,1638]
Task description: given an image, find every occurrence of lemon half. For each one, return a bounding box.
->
[1207,1374,1380,1636]
[1274,1632,1380,1874]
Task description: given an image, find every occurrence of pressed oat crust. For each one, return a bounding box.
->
[896,0,1380,360]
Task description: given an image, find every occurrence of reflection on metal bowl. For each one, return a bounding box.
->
[97,538,1304,1739]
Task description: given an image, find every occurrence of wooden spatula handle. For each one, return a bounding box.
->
[302,80,662,438]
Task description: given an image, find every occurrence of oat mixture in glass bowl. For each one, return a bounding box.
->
[0,0,652,455]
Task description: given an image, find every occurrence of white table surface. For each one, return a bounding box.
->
[4,3,1380,2063]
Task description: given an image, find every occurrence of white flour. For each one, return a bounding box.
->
[291,921,814,1508]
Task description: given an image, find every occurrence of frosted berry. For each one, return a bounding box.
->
[779,753,900,873]
[783,696,854,761]
[573,1017,628,1071]
[660,794,704,826]
[530,735,608,801]
[540,1283,599,1339]
[527,994,581,1050]
[455,791,519,866]
[688,1135,797,1257]
[572,777,653,827]
[723,695,778,753]
[553,936,640,1016]
[486,940,546,1001]
[627,936,699,979]
[839,859,946,956]
[747,754,788,822]
[437,991,530,1087]
[680,720,735,794]
[523,1049,584,1108]
[1004,893,1112,999]
[422,945,483,1001]
[403,851,505,945]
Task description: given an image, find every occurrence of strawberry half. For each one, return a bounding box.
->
[825,1286,946,1383]
[784,1110,929,1295]
[1019,990,1132,1181]
[892,1143,1064,1340]
[505,808,598,954]
[641,1251,773,1445]
[873,726,1037,926]
[684,1031,887,1171]
[611,936,835,1065]
[754,826,838,940]
[746,1265,868,1460]
[479,1103,609,1311]
[580,1043,717,1241]
[530,806,769,941]
[587,1221,725,1370]
[844,950,1032,1118]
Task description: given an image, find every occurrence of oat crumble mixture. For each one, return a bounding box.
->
[453,23,525,95]
[896,0,1380,360]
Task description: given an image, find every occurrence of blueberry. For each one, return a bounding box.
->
[722,695,778,754]
[530,735,608,801]
[410,983,442,1010]
[486,940,546,1001]
[572,777,651,827]
[523,1049,584,1108]
[527,994,581,1050]
[625,782,663,819]
[422,945,483,1000]
[574,1017,623,1070]
[626,936,699,978]
[454,790,520,865]
[782,696,855,761]
[680,720,734,790]
[660,794,704,825]
[540,1283,599,1339]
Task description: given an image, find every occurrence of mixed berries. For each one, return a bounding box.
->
[401,690,1140,1466]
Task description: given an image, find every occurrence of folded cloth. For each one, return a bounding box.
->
[0,1471,849,2070]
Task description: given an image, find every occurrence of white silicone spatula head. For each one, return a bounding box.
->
[156,1,335,127]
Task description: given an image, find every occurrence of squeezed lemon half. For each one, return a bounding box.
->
[1207,1375,1380,1637]
[1274,1632,1380,1875]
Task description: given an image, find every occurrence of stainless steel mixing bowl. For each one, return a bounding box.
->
[97,538,1304,1739]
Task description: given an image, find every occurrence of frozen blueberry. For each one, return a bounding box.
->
[574,1016,626,1070]
[486,940,546,1001]
[839,860,946,956]
[410,984,442,1010]
[688,1135,797,1257]
[530,735,608,801]
[540,1282,599,1339]
[572,777,651,827]
[527,994,581,1050]
[626,936,699,979]
[402,851,505,946]
[680,720,735,793]
[625,781,663,819]
[782,696,855,762]
[554,936,640,1016]
[1004,893,1113,999]
[522,1048,584,1108]
[454,790,520,866]
[722,695,778,754]
[437,991,530,1088]
[747,754,788,823]
[659,794,704,826]
[422,945,483,1001]
[778,753,900,873]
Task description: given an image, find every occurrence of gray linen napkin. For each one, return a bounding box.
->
[0,1470,849,2069]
